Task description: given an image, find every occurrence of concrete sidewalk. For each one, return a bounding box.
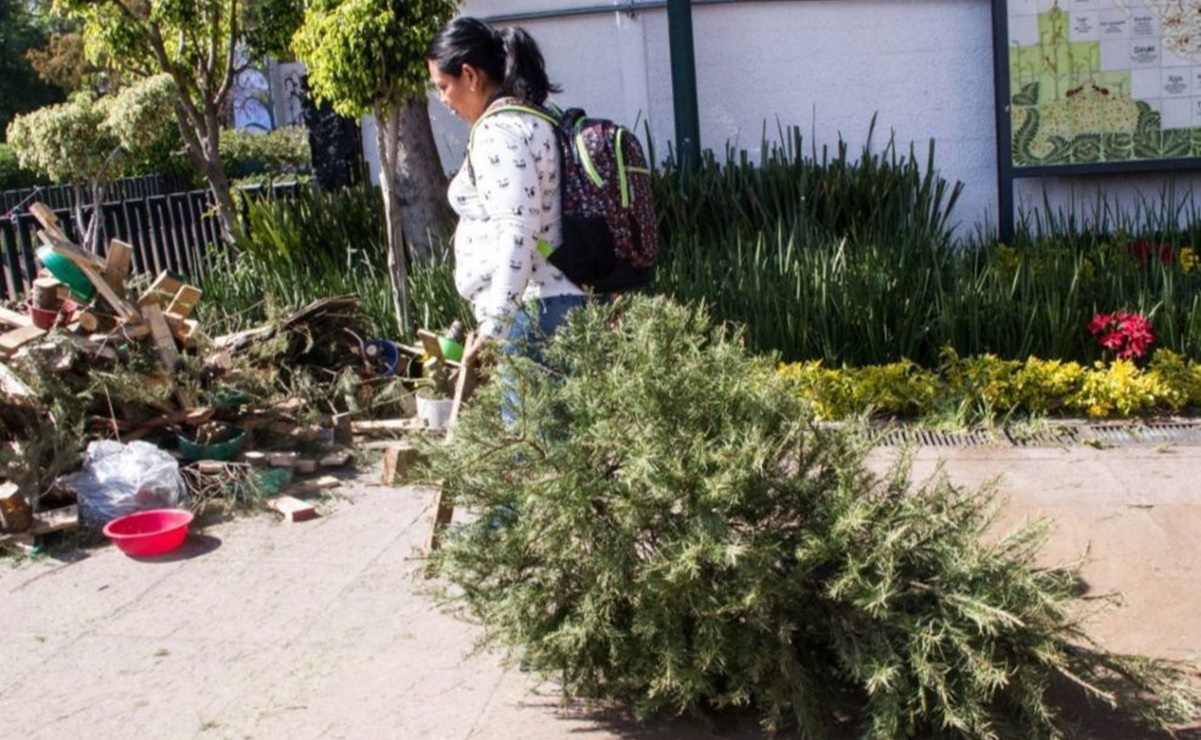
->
[2,442,1199,740]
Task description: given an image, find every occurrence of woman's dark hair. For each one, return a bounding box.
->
[427,16,561,105]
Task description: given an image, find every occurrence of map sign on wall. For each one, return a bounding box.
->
[1005,0,1201,168]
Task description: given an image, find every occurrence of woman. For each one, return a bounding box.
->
[427,17,587,370]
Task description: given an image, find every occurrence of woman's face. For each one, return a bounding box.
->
[428,61,490,123]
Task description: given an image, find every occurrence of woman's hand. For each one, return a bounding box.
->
[461,332,490,367]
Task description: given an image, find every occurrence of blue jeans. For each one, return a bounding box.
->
[499,294,595,426]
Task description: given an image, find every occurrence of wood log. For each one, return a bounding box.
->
[380,442,422,485]
[31,277,61,310]
[0,483,32,533]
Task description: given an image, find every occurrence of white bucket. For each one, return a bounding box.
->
[416,396,455,430]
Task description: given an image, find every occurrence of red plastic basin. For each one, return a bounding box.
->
[102,509,194,557]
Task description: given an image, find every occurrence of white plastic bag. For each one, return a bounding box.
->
[61,440,188,526]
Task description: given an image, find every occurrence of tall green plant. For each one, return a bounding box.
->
[197,185,470,339]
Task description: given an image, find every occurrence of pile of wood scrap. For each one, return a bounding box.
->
[0,204,373,545]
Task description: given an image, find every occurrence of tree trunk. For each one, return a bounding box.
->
[396,99,453,258]
[174,101,241,242]
[377,107,411,335]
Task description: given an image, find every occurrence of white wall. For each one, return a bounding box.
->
[411,0,1201,235]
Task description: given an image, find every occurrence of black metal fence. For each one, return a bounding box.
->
[0,173,194,215]
[0,181,304,302]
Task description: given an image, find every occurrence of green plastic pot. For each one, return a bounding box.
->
[178,428,248,461]
[438,336,465,362]
[36,246,96,302]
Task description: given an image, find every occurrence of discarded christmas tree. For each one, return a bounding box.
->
[423,296,1197,738]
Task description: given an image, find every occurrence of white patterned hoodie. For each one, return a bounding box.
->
[448,104,583,339]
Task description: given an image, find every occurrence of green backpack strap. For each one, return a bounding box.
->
[466,102,565,260]
[468,105,558,151]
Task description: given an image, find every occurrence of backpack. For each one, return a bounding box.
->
[469,102,658,292]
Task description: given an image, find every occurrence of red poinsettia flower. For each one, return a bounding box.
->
[1130,241,1174,267]
[1088,312,1155,360]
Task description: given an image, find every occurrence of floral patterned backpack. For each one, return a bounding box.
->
[471,102,659,292]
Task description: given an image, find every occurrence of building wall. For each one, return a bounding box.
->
[407,0,1201,235]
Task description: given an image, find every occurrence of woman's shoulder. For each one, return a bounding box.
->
[476,106,558,142]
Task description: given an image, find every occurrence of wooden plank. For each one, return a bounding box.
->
[0,307,31,328]
[103,239,134,293]
[29,504,78,536]
[267,496,318,523]
[416,329,462,369]
[0,504,81,544]
[422,486,455,559]
[62,333,119,362]
[318,451,352,468]
[125,406,214,441]
[0,325,46,356]
[447,334,479,437]
[138,273,183,307]
[279,475,341,498]
[165,285,202,320]
[268,452,297,468]
[140,303,180,372]
[29,203,71,246]
[417,329,444,361]
[350,418,425,434]
[0,533,35,555]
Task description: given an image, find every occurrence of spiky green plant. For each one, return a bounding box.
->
[196,185,471,338]
[423,295,1197,738]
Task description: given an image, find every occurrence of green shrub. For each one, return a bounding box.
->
[0,143,48,190]
[424,296,1197,737]
[220,126,311,180]
[777,349,1201,422]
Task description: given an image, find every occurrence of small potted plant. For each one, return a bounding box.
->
[414,356,457,430]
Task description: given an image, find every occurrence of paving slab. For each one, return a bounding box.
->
[2,441,1199,740]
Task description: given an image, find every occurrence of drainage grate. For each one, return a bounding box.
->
[1080,422,1201,446]
[874,428,997,447]
[1005,425,1081,447]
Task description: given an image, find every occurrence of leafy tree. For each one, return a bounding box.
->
[50,0,277,239]
[7,75,178,250]
[424,295,1199,738]
[26,31,113,94]
[0,0,66,141]
[292,0,458,333]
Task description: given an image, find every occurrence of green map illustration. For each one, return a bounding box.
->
[1008,1,1201,167]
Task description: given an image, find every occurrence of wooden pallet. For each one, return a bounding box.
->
[0,504,80,552]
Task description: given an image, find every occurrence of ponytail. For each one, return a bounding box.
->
[428,17,560,105]
[498,27,560,104]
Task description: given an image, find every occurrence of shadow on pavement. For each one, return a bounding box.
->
[125,533,222,563]
[533,688,1201,740]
